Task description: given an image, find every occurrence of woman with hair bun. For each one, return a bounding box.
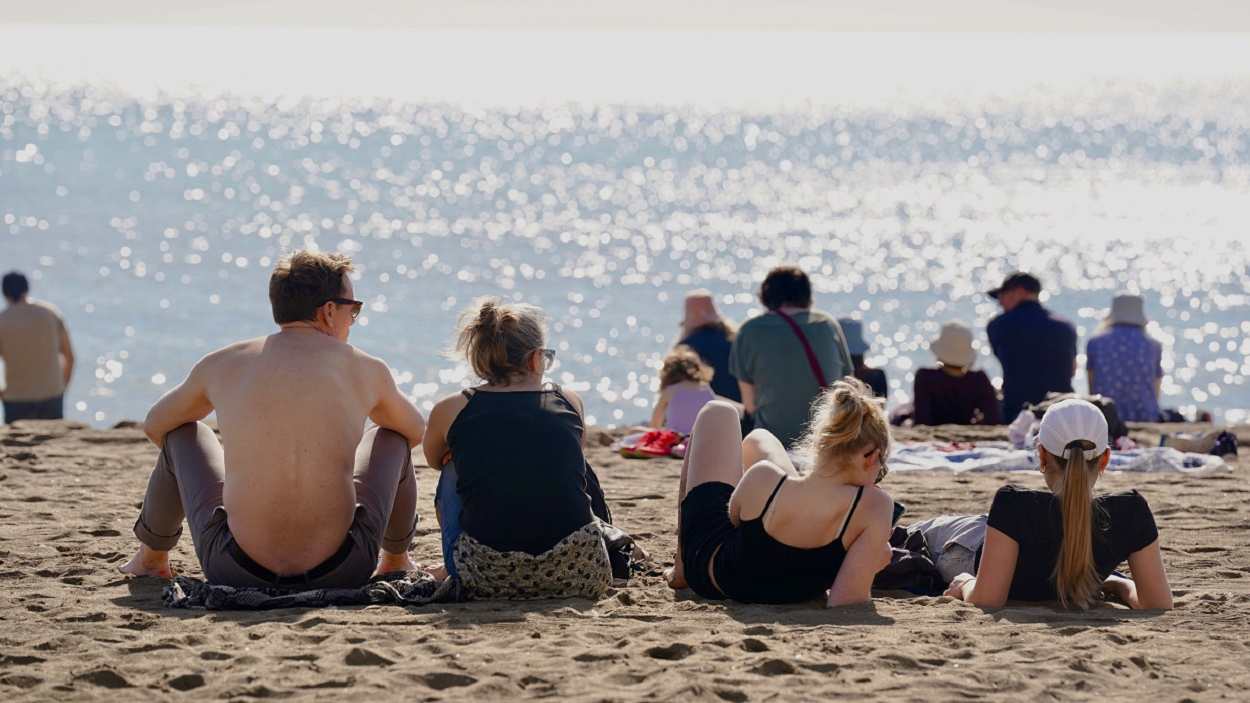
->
[666,378,895,606]
[421,297,613,599]
[939,399,1172,610]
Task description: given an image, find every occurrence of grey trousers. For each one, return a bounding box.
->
[133,422,417,589]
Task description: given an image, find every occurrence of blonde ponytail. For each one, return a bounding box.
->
[1051,440,1102,609]
[796,378,890,471]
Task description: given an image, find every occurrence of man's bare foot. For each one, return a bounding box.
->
[375,550,418,576]
[119,546,174,579]
[664,565,688,590]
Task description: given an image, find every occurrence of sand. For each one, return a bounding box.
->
[1,419,1248,701]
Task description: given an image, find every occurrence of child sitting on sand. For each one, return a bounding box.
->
[649,346,718,435]
[667,378,894,606]
[918,399,1172,609]
[421,298,613,599]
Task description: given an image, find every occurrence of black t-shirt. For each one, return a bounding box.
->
[447,386,593,555]
[985,485,1159,601]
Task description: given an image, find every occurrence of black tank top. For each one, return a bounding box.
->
[447,385,593,555]
[714,477,864,603]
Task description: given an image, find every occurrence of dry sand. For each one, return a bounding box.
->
[1,420,1248,701]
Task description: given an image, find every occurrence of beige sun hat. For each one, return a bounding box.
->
[1108,294,1147,326]
[930,322,976,368]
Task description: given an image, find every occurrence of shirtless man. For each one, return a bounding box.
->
[0,271,75,423]
[120,251,426,588]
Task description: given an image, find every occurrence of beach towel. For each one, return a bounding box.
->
[889,441,1228,474]
[163,569,462,610]
[453,521,613,600]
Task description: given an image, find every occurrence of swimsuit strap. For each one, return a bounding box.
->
[835,485,866,541]
[759,475,788,518]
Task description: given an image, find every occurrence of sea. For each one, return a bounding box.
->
[2,29,1248,426]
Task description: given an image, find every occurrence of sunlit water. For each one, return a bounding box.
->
[2,29,1248,426]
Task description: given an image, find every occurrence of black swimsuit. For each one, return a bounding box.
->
[681,476,864,603]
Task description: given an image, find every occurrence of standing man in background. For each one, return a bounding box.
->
[986,272,1076,422]
[0,271,75,423]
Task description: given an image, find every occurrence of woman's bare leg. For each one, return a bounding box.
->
[741,428,798,476]
[667,401,745,588]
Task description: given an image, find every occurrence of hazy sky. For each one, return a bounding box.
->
[5,0,1250,31]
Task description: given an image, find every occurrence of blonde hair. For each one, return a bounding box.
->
[1043,442,1103,609]
[454,297,546,385]
[796,378,890,471]
[660,346,714,389]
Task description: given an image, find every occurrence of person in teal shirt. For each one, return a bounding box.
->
[730,266,853,448]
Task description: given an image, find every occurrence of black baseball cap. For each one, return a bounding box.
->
[987,272,1041,300]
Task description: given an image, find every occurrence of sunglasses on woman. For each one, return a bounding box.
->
[536,348,556,369]
[864,446,889,484]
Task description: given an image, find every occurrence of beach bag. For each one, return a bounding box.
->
[453,522,613,600]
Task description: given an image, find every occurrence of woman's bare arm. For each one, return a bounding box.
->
[1126,540,1172,610]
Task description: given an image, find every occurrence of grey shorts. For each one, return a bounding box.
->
[906,514,987,583]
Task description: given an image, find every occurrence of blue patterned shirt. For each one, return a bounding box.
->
[1086,325,1163,422]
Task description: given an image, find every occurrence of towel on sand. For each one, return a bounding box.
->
[163,570,462,610]
[890,442,1228,474]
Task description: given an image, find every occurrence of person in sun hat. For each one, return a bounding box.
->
[986,272,1077,422]
[838,318,887,399]
[677,289,741,402]
[912,322,1002,426]
[907,398,1172,610]
[1085,294,1164,422]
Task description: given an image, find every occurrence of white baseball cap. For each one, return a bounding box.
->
[1037,399,1109,461]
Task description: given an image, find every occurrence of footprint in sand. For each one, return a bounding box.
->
[739,638,769,653]
[168,673,205,691]
[418,672,478,690]
[645,643,694,660]
[75,668,132,689]
[344,647,394,667]
[750,658,797,676]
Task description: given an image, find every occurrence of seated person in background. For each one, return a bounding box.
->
[986,272,1077,421]
[678,289,741,402]
[730,266,854,448]
[667,379,894,606]
[838,318,887,399]
[422,298,613,599]
[935,399,1171,610]
[649,346,719,435]
[1086,294,1164,422]
[913,322,1002,426]
[120,251,427,588]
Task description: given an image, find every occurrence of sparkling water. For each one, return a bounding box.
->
[2,30,1248,426]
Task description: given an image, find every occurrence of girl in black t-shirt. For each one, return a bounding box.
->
[942,399,1172,610]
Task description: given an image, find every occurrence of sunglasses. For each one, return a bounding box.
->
[326,297,364,322]
[864,446,889,484]
[537,348,556,369]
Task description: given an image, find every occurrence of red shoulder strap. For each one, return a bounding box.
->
[771,309,828,387]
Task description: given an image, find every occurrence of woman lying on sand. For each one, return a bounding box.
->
[667,378,894,606]
[927,398,1172,610]
[422,298,613,599]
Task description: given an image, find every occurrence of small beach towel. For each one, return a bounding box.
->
[163,570,461,610]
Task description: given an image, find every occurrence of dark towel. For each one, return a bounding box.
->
[163,571,463,610]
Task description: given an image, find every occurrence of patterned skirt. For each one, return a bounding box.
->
[452,521,613,600]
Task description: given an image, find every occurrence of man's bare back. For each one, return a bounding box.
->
[122,260,425,580]
[203,330,391,571]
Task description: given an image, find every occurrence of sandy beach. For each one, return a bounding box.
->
[1,419,1248,701]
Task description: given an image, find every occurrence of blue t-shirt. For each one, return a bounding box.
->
[1086,325,1163,422]
[987,301,1077,421]
[681,326,741,402]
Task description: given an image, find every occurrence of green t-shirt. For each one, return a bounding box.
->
[729,309,853,448]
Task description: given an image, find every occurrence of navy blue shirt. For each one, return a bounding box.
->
[681,326,741,402]
[987,300,1077,420]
